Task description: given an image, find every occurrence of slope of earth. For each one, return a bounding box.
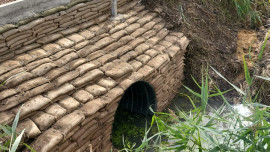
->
[142,0,270,93]
[254,25,270,105]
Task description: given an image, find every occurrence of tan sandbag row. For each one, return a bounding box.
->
[158,61,172,74]
[81,112,100,126]
[58,121,102,151]
[43,103,67,121]
[93,1,110,12]
[119,78,134,90]
[97,78,117,90]
[53,70,79,87]
[137,65,155,79]
[103,36,134,55]
[1,1,187,152]
[79,86,122,117]
[0,83,53,112]
[129,60,143,71]
[147,53,184,109]
[73,1,152,59]
[34,24,59,36]
[62,142,78,152]
[76,123,98,146]
[11,95,51,119]
[17,118,41,138]
[0,41,7,48]
[104,97,120,113]
[0,2,151,112]
[56,140,73,152]
[118,0,137,14]
[44,67,68,82]
[133,43,151,57]
[31,111,55,131]
[51,109,85,135]
[6,32,32,47]
[49,83,75,100]
[103,87,124,108]
[150,75,165,89]
[58,96,81,112]
[24,128,63,152]
[91,135,103,152]
[84,84,107,98]
[72,69,104,88]
[0,0,133,63]
[101,141,113,152]
[80,98,107,116]
[0,47,8,54]
[76,24,133,58]
[0,89,17,102]
[102,60,134,79]
[136,54,151,64]
[0,52,14,63]
[15,43,41,55]
[72,119,97,141]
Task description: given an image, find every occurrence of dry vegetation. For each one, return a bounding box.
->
[142,0,270,92]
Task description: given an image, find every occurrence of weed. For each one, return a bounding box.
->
[0,106,36,152]
[120,30,270,152]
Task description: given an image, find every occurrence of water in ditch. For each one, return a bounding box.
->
[111,94,252,151]
[111,94,204,150]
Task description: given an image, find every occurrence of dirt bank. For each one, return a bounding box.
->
[142,0,270,93]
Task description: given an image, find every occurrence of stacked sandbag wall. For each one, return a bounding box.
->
[0,0,189,151]
[0,0,128,63]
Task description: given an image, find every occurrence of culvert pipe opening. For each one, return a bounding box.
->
[111,81,157,149]
[119,81,156,115]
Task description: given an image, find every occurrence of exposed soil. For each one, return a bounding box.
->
[0,0,16,5]
[142,0,239,90]
[254,25,270,105]
[142,0,270,96]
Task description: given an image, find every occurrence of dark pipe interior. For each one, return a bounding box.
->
[119,81,156,115]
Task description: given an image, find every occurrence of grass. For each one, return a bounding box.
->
[151,0,269,27]
[0,106,36,152]
[211,0,270,27]
[121,67,270,151]
[119,30,270,152]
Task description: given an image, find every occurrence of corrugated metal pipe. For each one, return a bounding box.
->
[119,81,157,115]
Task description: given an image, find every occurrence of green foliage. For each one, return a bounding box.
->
[123,66,270,151]
[258,30,270,62]
[111,108,152,149]
[119,19,270,152]
[232,0,261,25]
[0,107,36,152]
[216,0,270,27]
[122,37,270,151]
[155,0,269,27]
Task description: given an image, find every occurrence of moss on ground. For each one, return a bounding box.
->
[111,106,178,150]
[111,108,152,149]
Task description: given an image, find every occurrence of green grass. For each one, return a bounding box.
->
[152,0,269,27]
[0,107,36,152]
[121,67,270,151]
[120,30,270,151]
